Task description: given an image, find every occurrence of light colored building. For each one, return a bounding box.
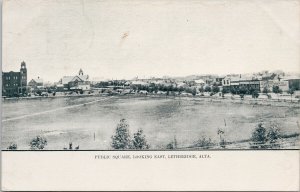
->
[222,75,260,91]
[58,69,90,91]
[28,77,44,89]
[260,80,289,92]
[194,79,205,87]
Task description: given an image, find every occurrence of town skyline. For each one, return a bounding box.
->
[3,0,299,82]
[2,63,299,83]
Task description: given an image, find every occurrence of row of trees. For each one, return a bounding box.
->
[250,123,281,148]
[5,121,287,150]
[111,119,150,149]
[98,80,297,98]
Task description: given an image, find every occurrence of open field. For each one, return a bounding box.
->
[2,96,300,150]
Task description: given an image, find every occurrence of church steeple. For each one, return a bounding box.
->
[79,68,83,75]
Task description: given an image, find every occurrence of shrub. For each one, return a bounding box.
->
[111,119,132,149]
[217,129,226,148]
[132,129,150,149]
[30,136,47,150]
[7,143,17,150]
[250,123,282,148]
[166,137,178,149]
[166,142,175,149]
[194,136,214,149]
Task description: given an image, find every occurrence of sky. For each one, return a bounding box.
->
[2,0,300,82]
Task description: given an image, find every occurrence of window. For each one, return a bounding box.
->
[227,80,229,84]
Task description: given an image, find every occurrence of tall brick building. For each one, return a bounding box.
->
[2,61,28,97]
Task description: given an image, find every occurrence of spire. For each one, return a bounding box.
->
[79,68,83,75]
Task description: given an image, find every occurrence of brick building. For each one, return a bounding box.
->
[2,61,28,97]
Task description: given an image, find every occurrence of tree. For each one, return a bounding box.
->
[132,129,150,149]
[267,126,281,143]
[272,85,282,94]
[251,123,267,144]
[212,86,220,94]
[262,87,269,95]
[272,85,282,101]
[30,136,47,150]
[111,119,132,149]
[199,87,204,93]
[36,90,42,96]
[204,86,211,92]
[252,90,259,99]
[251,123,268,148]
[287,87,295,101]
[191,88,197,96]
[221,87,229,95]
[238,86,247,100]
[238,86,247,95]
[230,87,238,95]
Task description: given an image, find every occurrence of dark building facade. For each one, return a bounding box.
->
[287,79,300,91]
[2,61,28,97]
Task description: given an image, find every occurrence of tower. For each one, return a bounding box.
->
[20,61,27,87]
[79,68,83,76]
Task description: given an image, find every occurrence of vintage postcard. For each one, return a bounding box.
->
[1,0,299,191]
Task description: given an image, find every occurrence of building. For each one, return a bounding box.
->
[194,79,206,89]
[2,61,27,97]
[28,77,44,89]
[222,75,260,91]
[260,79,289,92]
[58,69,90,91]
[282,76,300,91]
[214,77,224,86]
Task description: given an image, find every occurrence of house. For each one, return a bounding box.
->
[222,75,240,89]
[28,77,44,89]
[214,77,224,86]
[131,81,149,86]
[58,69,90,91]
[2,61,27,97]
[194,79,205,87]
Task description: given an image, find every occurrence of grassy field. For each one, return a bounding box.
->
[2,95,300,150]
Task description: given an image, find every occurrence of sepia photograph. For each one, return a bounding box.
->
[2,0,300,151]
[1,0,300,191]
